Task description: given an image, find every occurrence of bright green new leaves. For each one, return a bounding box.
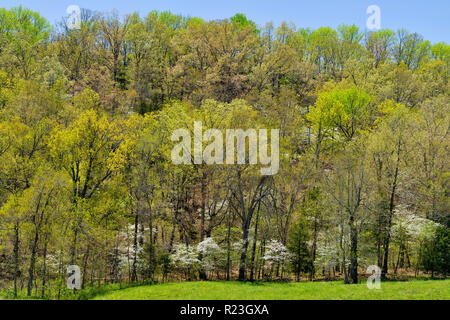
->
[0,118,51,197]
[307,86,372,141]
[0,6,50,42]
[430,42,450,63]
[365,29,396,67]
[0,7,51,79]
[230,14,258,32]
[0,70,13,109]
[49,109,132,200]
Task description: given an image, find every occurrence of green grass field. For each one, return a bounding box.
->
[92,279,450,300]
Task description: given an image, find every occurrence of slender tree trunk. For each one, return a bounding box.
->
[13,223,20,298]
[81,244,90,289]
[238,220,250,281]
[349,222,358,284]
[260,238,266,280]
[376,214,383,268]
[27,228,40,296]
[148,202,154,280]
[382,142,400,280]
[310,215,318,280]
[340,223,349,284]
[199,172,207,280]
[168,201,181,252]
[226,214,232,281]
[249,211,260,282]
[71,225,79,264]
[131,210,139,282]
[200,172,206,241]
[41,236,48,298]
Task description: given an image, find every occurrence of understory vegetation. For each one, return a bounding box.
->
[0,6,448,299]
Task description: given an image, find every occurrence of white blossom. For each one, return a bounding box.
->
[263,240,292,265]
[171,244,199,268]
[197,237,223,272]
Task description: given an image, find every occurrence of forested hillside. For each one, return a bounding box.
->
[0,7,448,299]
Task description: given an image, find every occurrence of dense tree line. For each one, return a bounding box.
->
[0,6,448,298]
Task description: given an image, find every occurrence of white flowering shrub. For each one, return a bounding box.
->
[197,237,223,272]
[115,225,147,277]
[170,243,200,269]
[263,240,292,266]
[315,241,340,269]
[118,245,146,274]
[392,207,441,242]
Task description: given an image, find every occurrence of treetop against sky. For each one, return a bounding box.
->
[1,0,449,43]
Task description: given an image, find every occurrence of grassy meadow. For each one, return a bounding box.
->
[92,280,450,300]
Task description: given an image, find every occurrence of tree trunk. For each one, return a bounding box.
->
[310,215,318,280]
[376,214,383,268]
[13,223,20,298]
[131,210,139,282]
[71,224,79,264]
[148,202,154,280]
[238,221,250,281]
[249,211,260,282]
[226,214,232,281]
[200,172,206,241]
[82,244,90,289]
[349,224,358,284]
[199,172,207,280]
[382,141,400,280]
[41,237,48,298]
[257,238,265,280]
[27,227,39,296]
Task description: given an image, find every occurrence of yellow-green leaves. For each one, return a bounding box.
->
[307,86,372,141]
[70,88,102,115]
[49,109,131,199]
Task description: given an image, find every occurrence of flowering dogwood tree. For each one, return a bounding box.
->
[263,240,292,268]
[197,237,224,273]
[170,238,224,279]
[171,244,200,274]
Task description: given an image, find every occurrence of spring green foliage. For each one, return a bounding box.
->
[307,86,372,141]
[0,7,448,299]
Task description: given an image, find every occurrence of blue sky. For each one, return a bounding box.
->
[2,0,449,43]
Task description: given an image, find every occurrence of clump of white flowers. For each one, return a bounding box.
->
[197,237,223,272]
[315,241,340,269]
[392,206,441,241]
[197,237,221,255]
[171,243,200,269]
[263,240,292,266]
[116,225,147,276]
[170,237,223,273]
